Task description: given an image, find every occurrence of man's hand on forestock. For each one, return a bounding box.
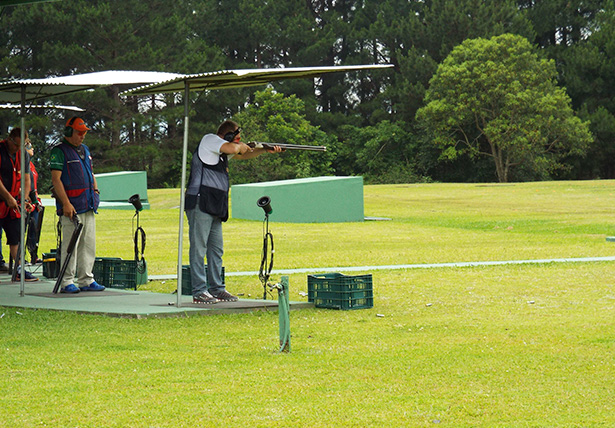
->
[266,145,283,153]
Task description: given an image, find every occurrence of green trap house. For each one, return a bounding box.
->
[95,171,150,210]
[231,176,364,222]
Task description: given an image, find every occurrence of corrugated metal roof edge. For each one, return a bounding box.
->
[119,64,394,96]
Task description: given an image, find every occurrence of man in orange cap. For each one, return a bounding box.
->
[50,117,104,294]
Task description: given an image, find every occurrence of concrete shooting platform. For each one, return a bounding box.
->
[0,269,312,318]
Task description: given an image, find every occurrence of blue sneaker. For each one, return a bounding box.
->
[13,270,39,282]
[60,284,80,294]
[80,281,105,292]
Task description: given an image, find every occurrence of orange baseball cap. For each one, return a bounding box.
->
[66,117,91,132]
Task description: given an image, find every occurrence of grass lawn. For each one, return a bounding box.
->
[2,180,615,426]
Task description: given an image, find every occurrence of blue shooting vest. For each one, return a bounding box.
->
[55,141,99,215]
[185,148,229,222]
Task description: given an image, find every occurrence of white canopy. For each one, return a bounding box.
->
[0,70,184,103]
[122,64,394,95]
[0,103,84,111]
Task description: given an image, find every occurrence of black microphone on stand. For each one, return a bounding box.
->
[257,196,274,299]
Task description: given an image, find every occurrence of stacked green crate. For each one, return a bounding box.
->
[307,273,373,310]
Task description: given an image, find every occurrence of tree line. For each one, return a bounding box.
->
[0,0,613,189]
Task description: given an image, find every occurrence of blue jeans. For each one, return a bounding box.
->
[186,206,225,296]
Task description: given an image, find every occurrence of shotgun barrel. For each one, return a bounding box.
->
[247,141,327,152]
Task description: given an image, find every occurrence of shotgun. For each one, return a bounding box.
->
[52,215,83,294]
[247,141,327,152]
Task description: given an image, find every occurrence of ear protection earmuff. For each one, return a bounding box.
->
[223,128,241,142]
[64,117,77,137]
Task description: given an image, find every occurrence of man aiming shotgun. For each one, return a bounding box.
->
[185,121,284,304]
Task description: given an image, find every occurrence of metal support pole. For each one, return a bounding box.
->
[19,85,26,296]
[176,82,190,307]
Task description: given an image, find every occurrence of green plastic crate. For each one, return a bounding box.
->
[307,273,373,310]
[107,259,138,289]
[92,257,121,287]
[181,264,225,295]
[93,258,147,289]
[92,258,136,289]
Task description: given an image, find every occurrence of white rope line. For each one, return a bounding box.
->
[149,256,615,279]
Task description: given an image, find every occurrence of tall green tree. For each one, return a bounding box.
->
[344,0,535,183]
[379,0,534,124]
[518,0,601,50]
[336,120,422,183]
[558,1,615,178]
[417,34,592,182]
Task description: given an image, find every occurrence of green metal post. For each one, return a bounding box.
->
[278,276,290,353]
